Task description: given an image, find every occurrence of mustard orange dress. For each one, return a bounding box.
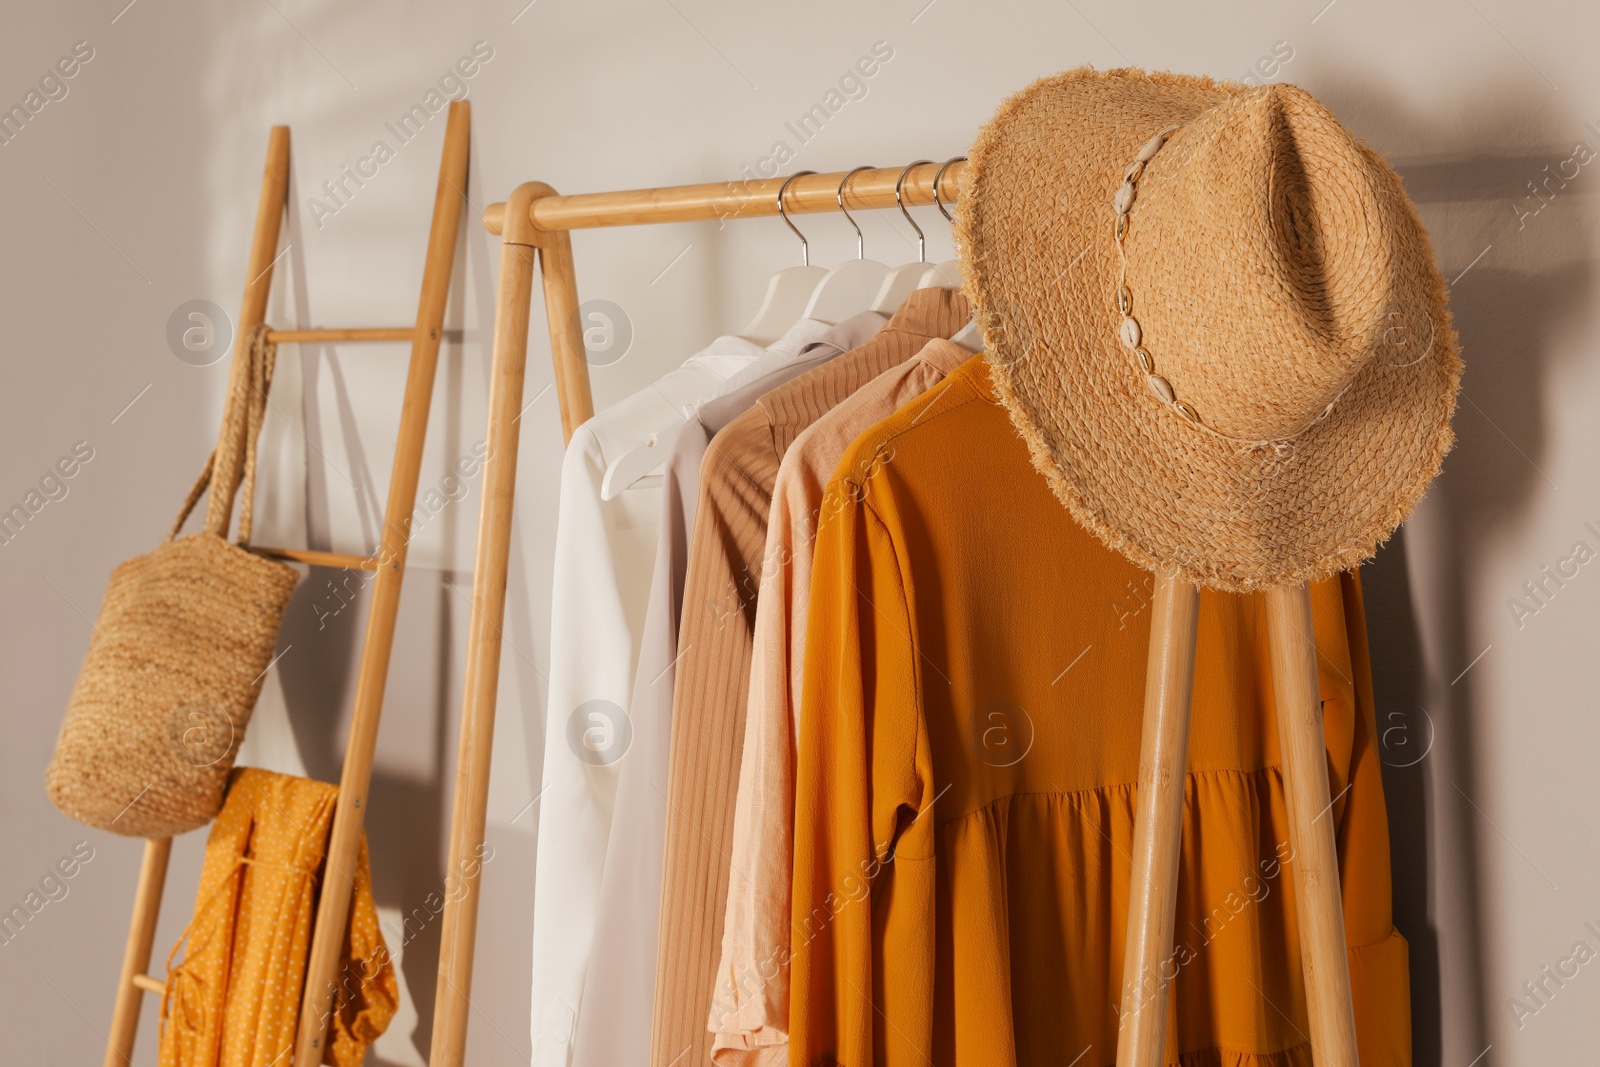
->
[159,768,396,1067]
[787,356,1410,1066]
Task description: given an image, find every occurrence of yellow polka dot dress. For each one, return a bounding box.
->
[158,768,398,1066]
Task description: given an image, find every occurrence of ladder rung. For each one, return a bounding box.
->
[265,327,417,344]
[250,546,379,571]
[130,974,166,996]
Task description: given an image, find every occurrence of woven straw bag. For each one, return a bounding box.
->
[47,325,300,837]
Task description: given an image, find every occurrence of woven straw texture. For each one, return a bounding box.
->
[956,67,1462,591]
[47,326,299,837]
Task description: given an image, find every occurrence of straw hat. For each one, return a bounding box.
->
[956,67,1461,592]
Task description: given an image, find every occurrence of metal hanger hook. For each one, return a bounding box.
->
[777,170,817,267]
[932,156,966,223]
[837,165,874,260]
[895,159,933,263]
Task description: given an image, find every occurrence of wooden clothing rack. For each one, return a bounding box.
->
[102,103,471,1066]
[438,164,1360,1066]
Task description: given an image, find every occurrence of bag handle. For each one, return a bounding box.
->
[168,324,279,545]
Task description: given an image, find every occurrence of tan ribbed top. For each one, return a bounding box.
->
[709,338,973,1065]
[650,288,970,1067]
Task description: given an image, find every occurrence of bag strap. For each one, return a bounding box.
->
[168,324,279,545]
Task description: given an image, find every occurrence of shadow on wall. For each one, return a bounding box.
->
[1313,67,1595,1066]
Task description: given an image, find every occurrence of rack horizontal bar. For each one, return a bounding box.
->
[265,327,417,344]
[249,546,378,570]
[482,160,967,235]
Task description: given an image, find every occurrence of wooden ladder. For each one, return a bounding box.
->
[102,101,471,1067]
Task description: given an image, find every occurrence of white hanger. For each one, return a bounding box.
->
[869,159,934,314]
[918,260,962,289]
[948,319,983,352]
[911,156,982,353]
[739,170,826,346]
[916,159,968,293]
[600,420,679,499]
[608,175,822,499]
[802,166,891,324]
[869,265,925,314]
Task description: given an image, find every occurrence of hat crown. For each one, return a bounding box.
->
[1125,83,1434,441]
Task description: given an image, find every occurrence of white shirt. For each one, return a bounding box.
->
[529,321,831,1067]
[570,313,884,1067]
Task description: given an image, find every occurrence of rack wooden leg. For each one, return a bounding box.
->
[1265,582,1360,1065]
[1116,573,1199,1067]
[537,230,595,439]
[428,225,542,1067]
[292,101,471,1066]
[104,837,172,1067]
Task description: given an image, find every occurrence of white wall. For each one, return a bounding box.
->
[2,1,1596,1063]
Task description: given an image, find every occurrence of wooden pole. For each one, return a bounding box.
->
[293,100,471,1067]
[1116,573,1200,1067]
[481,160,966,235]
[207,125,292,530]
[102,838,171,1067]
[1265,582,1360,1065]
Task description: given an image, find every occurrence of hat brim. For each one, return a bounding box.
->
[957,66,1461,592]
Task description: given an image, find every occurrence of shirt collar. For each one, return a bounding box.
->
[910,337,975,375]
[800,310,888,359]
[882,285,970,340]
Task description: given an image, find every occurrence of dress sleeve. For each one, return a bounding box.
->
[787,477,935,1067]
